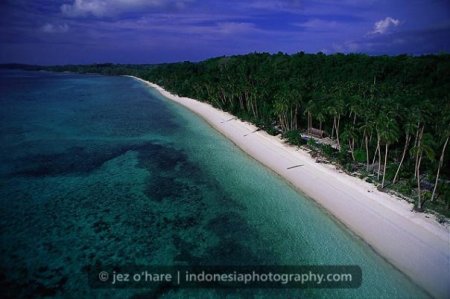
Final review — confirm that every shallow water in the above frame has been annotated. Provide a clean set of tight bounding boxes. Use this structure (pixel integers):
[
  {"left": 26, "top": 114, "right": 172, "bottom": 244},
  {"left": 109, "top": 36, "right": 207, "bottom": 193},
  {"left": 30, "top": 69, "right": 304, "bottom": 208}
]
[{"left": 0, "top": 70, "right": 428, "bottom": 298}]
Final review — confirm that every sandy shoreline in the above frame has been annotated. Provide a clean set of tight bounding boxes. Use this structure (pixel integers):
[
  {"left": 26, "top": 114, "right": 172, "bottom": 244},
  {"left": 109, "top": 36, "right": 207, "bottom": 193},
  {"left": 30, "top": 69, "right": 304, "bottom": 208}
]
[{"left": 130, "top": 76, "right": 450, "bottom": 298}]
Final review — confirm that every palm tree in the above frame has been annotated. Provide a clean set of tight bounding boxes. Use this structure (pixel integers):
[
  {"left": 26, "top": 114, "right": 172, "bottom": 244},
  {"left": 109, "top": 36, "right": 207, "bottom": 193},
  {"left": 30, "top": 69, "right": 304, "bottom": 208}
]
[
  {"left": 359, "top": 110, "right": 376, "bottom": 171},
  {"left": 392, "top": 112, "right": 419, "bottom": 184},
  {"left": 341, "top": 125, "right": 358, "bottom": 161},
  {"left": 274, "top": 85, "right": 302, "bottom": 132},
  {"left": 431, "top": 136, "right": 449, "bottom": 201},
  {"left": 411, "top": 130, "right": 435, "bottom": 210},
  {"left": 304, "top": 100, "right": 315, "bottom": 134},
  {"left": 274, "top": 96, "right": 289, "bottom": 131},
  {"left": 374, "top": 119, "right": 383, "bottom": 180},
  {"left": 411, "top": 100, "right": 432, "bottom": 179},
  {"left": 328, "top": 93, "right": 345, "bottom": 148},
  {"left": 380, "top": 118, "right": 400, "bottom": 188},
  {"left": 431, "top": 107, "right": 450, "bottom": 201},
  {"left": 347, "top": 93, "right": 362, "bottom": 154},
  {"left": 348, "top": 126, "right": 358, "bottom": 161},
  {"left": 316, "top": 110, "right": 326, "bottom": 131},
  {"left": 348, "top": 94, "right": 361, "bottom": 126}
]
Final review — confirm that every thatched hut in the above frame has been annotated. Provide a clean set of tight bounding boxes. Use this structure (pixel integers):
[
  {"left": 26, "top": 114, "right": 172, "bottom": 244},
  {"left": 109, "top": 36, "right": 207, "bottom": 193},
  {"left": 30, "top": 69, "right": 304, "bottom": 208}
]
[{"left": 309, "top": 128, "right": 326, "bottom": 138}]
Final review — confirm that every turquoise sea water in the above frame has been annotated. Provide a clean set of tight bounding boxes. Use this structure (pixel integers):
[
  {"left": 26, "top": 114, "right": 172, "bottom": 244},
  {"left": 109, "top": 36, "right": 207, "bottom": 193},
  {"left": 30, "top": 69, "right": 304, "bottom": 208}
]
[{"left": 0, "top": 70, "right": 428, "bottom": 298}]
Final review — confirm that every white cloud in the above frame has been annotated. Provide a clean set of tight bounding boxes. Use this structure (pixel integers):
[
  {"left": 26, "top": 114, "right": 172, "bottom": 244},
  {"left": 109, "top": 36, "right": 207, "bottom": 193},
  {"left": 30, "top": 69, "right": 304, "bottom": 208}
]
[
  {"left": 41, "top": 23, "right": 69, "bottom": 33},
  {"left": 61, "top": 0, "right": 192, "bottom": 17},
  {"left": 296, "top": 19, "right": 339, "bottom": 31},
  {"left": 370, "top": 17, "right": 400, "bottom": 34}
]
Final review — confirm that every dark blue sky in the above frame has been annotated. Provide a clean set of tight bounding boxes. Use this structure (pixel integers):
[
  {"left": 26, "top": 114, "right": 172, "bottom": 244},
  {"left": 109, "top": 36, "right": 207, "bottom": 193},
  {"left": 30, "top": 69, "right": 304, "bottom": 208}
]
[{"left": 1, "top": 0, "right": 449, "bottom": 64}]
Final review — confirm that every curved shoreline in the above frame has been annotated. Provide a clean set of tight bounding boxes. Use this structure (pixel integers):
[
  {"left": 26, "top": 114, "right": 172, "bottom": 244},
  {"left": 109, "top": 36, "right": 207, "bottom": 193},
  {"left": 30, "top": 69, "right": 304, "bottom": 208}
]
[{"left": 130, "top": 76, "right": 450, "bottom": 298}]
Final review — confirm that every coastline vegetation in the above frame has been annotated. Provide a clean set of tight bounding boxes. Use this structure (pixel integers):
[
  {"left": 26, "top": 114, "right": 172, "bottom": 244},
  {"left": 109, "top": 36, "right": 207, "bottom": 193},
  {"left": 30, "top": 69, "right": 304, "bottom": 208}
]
[{"left": 2, "top": 52, "right": 449, "bottom": 218}]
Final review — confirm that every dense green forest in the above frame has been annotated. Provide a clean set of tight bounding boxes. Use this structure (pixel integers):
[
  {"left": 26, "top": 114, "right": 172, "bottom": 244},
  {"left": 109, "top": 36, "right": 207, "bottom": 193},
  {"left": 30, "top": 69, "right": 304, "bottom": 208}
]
[{"left": 3, "top": 52, "right": 450, "bottom": 216}]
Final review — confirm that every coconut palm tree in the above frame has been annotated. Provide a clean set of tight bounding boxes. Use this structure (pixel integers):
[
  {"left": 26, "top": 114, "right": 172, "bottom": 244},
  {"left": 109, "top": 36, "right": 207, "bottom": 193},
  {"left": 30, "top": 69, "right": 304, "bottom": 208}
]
[
  {"left": 316, "top": 110, "right": 326, "bottom": 132},
  {"left": 380, "top": 117, "right": 400, "bottom": 188},
  {"left": 411, "top": 130, "right": 435, "bottom": 210},
  {"left": 392, "top": 110, "right": 419, "bottom": 184},
  {"left": 274, "top": 85, "right": 302, "bottom": 132},
  {"left": 359, "top": 108, "right": 376, "bottom": 172},
  {"left": 327, "top": 92, "right": 345, "bottom": 148},
  {"left": 341, "top": 124, "right": 359, "bottom": 161},
  {"left": 431, "top": 135, "right": 449, "bottom": 201},
  {"left": 274, "top": 96, "right": 289, "bottom": 131},
  {"left": 304, "top": 100, "right": 316, "bottom": 134},
  {"left": 373, "top": 117, "right": 383, "bottom": 180},
  {"left": 431, "top": 106, "right": 450, "bottom": 201}
]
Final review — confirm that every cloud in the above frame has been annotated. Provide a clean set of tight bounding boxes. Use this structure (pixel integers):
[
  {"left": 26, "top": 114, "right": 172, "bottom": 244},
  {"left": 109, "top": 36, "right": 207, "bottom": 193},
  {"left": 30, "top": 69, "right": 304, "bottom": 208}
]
[
  {"left": 295, "top": 19, "right": 340, "bottom": 31},
  {"left": 61, "top": 0, "right": 192, "bottom": 17},
  {"left": 370, "top": 17, "right": 400, "bottom": 34},
  {"left": 330, "top": 23, "right": 450, "bottom": 55},
  {"left": 41, "top": 23, "right": 69, "bottom": 33}
]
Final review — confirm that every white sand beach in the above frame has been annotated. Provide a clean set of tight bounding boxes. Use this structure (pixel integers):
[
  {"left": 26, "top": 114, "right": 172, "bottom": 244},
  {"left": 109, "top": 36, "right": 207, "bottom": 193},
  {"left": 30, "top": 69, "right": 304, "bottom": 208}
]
[{"left": 131, "top": 76, "right": 450, "bottom": 298}]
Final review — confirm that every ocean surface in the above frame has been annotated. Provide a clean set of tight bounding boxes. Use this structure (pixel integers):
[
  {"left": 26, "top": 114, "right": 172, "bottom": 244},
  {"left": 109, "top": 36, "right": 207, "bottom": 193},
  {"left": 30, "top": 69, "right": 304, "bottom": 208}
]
[{"left": 0, "top": 70, "right": 428, "bottom": 298}]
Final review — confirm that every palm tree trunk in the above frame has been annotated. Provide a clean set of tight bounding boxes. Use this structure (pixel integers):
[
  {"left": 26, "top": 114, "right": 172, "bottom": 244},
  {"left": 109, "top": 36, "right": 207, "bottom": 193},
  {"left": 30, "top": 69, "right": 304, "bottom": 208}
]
[
  {"left": 351, "top": 139, "right": 355, "bottom": 161},
  {"left": 393, "top": 134, "right": 410, "bottom": 184},
  {"left": 377, "top": 134, "right": 381, "bottom": 180},
  {"left": 372, "top": 141, "right": 379, "bottom": 166},
  {"left": 431, "top": 136, "right": 449, "bottom": 201},
  {"left": 413, "top": 125, "right": 421, "bottom": 178},
  {"left": 415, "top": 128, "right": 424, "bottom": 210},
  {"left": 349, "top": 140, "right": 355, "bottom": 161},
  {"left": 416, "top": 126, "right": 425, "bottom": 178},
  {"left": 416, "top": 152, "right": 423, "bottom": 210},
  {"left": 365, "top": 134, "right": 369, "bottom": 171},
  {"left": 331, "top": 117, "right": 336, "bottom": 139},
  {"left": 249, "top": 94, "right": 257, "bottom": 118},
  {"left": 382, "top": 143, "right": 389, "bottom": 188},
  {"left": 336, "top": 115, "right": 341, "bottom": 148},
  {"left": 293, "top": 105, "right": 298, "bottom": 130}
]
